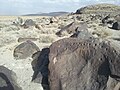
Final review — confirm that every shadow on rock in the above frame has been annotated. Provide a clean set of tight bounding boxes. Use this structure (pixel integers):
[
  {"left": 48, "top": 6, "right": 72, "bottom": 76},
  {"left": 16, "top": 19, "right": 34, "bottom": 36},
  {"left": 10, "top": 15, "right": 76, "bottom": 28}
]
[{"left": 31, "top": 48, "right": 50, "bottom": 90}]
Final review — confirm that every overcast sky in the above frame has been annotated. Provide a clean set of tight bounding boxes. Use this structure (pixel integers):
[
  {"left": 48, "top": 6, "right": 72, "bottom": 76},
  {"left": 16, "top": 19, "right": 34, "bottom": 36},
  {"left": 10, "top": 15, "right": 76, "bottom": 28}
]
[{"left": 0, "top": 0, "right": 120, "bottom": 15}]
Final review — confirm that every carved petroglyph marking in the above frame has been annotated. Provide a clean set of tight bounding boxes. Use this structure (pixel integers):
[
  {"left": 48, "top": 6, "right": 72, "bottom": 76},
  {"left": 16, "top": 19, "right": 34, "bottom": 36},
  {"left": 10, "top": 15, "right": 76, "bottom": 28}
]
[{"left": 53, "top": 57, "right": 57, "bottom": 64}]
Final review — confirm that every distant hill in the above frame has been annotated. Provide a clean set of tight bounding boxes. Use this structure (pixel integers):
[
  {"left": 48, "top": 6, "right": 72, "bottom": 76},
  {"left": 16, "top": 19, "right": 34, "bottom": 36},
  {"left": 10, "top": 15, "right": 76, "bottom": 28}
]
[
  {"left": 76, "top": 4, "right": 120, "bottom": 15},
  {"left": 24, "top": 12, "right": 69, "bottom": 16}
]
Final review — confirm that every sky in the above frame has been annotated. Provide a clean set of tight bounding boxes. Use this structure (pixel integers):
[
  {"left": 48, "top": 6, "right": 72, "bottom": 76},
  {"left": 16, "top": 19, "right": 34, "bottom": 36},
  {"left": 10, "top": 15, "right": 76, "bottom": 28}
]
[{"left": 0, "top": 0, "right": 120, "bottom": 15}]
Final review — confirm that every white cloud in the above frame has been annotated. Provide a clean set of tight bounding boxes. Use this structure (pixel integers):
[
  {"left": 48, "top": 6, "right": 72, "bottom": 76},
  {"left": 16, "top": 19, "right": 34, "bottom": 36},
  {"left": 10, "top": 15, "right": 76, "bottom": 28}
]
[
  {"left": 7, "top": 0, "right": 28, "bottom": 3},
  {"left": 0, "top": 0, "right": 119, "bottom": 15},
  {"left": 43, "top": 0, "right": 80, "bottom": 3}
]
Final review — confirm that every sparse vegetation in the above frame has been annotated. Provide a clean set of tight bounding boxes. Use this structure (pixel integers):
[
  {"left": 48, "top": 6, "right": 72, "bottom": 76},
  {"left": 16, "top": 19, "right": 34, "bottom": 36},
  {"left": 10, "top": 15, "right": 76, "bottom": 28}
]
[
  {"left": 0, "top": 23, "right": 9, "bottom": 29},
  {"left": 76, "top": 4, "right": 120, "bottom": 15},
  {"left": 39, "top": 35, "right": 55, "bottom": 43},
  {"left": 92, "top": 27, "right": 113, "bottom": 38},
  {"left": 0, "top": 3, "right": 120, "bottom": 90}
]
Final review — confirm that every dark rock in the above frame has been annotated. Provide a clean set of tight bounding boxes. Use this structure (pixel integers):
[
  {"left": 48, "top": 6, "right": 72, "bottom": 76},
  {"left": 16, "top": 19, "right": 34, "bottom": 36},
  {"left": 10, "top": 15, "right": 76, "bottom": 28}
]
[
  {"left": 31, "top": 48, "right": 50, "bottom": 90},
  {"left": 35, "top": 24, "right": 42, "bottom": 30},
  {"left": 50, "top": 18, "right": 54, "bottom": 24},
  {"left": 70, "top": 25, "right": 93, "bottom": 40},
  {"left": 56, "top": 22, "right": 88, "bottom": 37},
  {"left": 75, "top": 7, "right": 86, "bottom": 14},
  {"left": 112, "top": 22, "right": 120, "bottom": 30},
  {"left": 102, "top": 15, "right": 115, "bottom": 25},
  {"left": 13, "top": 40, "right": 40, "bottom": 59},
  {"left": 0, "top": 66, "right": 22, "bottom": 90},
  {"left": 56, "top": 22, "right": 78, "bottom": 36},
  {"left": 49, "top": 38, "right": 120, "bottom": 90},
  {"left": 102, "top": 15, "right": 110, "bottom": 24},
  {"left": 22, "top": 19, "right": 35, "bottom": 28}
]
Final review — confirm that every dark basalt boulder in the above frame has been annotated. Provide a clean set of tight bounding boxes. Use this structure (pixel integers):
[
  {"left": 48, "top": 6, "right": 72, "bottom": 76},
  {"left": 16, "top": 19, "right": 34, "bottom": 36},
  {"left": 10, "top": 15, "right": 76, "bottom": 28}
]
[
  {"left": 112, "top": 22, "right": 120, "bottom": 30},
  {"left": 13, "top": 40, "right": 40, "bottom": 60},
  {"left": 102, "top": 15, "right": 110, "bottom": 24},
  {"left": 56, "top": 22, "right": 78, "bottom": 37},
  {"left": 70, "top": 26, "right": 93, "bottom": 40},
  {"left": 49, "top": 38, "right": 120, "bottom": 90},
  {"left": 31, "top": 48, "right": 50, "bottom": 90},
  {"left": 101, "top": 15, "right": 115, "bottom": 26},
  {"left": 56, "top": 22, "right": 88, "bottom": 37},
  {"left": 22, "top": 19, "right": 36, "bottom": 28},
  {"left": 0, "top": 66, "right": 22, "bottom": 90}
]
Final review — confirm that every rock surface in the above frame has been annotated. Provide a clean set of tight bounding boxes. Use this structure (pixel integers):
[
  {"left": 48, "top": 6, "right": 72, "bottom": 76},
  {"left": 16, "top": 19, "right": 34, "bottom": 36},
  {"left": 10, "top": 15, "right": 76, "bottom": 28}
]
[
  {"left": 56, "top": 22, "right": 88, "bottom": 37},
  {"left": 0, "top": 66, "right": 22, "bottom": 90},
  {"left": 56, "top": 22, "right": 78, "bottom": 36},
  {"left": 49, "top": 38, "right": 120, "bottom": 90},
  {"left": 32, "top": 48, "right": 50, "bottom": 90},
  {"left": 13, "top": 40, "right": 40, "bottom": 59},
  {"left": 112, "top": 22, "right": 120, "bottom": 30},
  {"left": 22, "top": 19, "right": 36, "bottom": 28},
  {"left": 75, "top": 4, "right": 120, "bottom": 15},
  {"left": 70, "top": 24, "right": 93, "bottom": 40}
]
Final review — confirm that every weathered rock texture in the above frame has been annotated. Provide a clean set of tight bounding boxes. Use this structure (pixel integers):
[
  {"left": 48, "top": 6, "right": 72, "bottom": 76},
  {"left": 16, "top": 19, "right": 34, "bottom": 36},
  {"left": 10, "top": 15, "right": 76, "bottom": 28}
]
[
  {"left": 75, "top": 4, "right": 120, "bottom": 16},
  {"left": 112, "top": 22, "right": 120, "bottom": 30},
  {"left": 13, "top": 40, "right": 40, "bottom": 59},
  {"left": 0, "top": 66, "right": 22, "bottom": 90},
  {"left": 56, "top": 22, "right": 88, "bottom": 37},
  {"left": 22, "top": 19, "right": 36, "bottom": 28},
  {"left": 49, "top": 38, "right": 120, "bottom": 90},
  {"left": 32, "top": 48, "right": 50, "bottom": 90},
  {"left": 56, "top": 22, "right": 78, "bottom": 36},
  {"left": 70, "top": 26, "right": 93, "bottom": 40}
]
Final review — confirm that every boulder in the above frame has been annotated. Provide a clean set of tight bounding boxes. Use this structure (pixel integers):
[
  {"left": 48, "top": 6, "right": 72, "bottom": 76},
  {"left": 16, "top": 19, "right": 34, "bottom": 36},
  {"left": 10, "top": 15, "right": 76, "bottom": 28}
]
[
  {"left": 35, "top": 24, "right": 43, "bottom": 30},
  {"left": 0, "top": 66, "right": 22, "bottom": 90},
  {"left": 31, "top": 48, "right": 50, "bottom": 90},
  {"left": 13, "top": 17, "right": 24, "bottom": 26},
  {"left": 75, "top": 4, "right": 120, "bottom": 15},
  {"left": 114, "top": 14, "right": 120, "bottom": 22},
  {"left": 56, "top": 22, "right": 78, "bottom": 36},
  {"left": 70, "top": 25, "right": 93, "bottom": 40},
  {"left": 13, "top": 40, "right": 40, "bottom": 59},
  {"left": 56, "top": 22, "right": 88, "bottom": 37},
  {"left": 49, "top": 38, "right": 120, "bottom": 90},
  {"left": 102, "top": 15, "right": 110, "bottom": 24},
  {"left": 102, "top": 15, "right": 115, "bottom": 25},
  {"left": 22, "top": 19, "right": 36, "bottom": 28},
  {"left": 112, "top": 22, "right": 120, "bottom": 30}
]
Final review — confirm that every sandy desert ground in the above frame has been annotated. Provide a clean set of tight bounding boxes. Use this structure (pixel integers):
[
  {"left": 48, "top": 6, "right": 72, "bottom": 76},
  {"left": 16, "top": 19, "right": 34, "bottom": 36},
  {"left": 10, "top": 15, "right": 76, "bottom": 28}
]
[{"left": 0, "top": 15, "right": 72, "bottom": 90}]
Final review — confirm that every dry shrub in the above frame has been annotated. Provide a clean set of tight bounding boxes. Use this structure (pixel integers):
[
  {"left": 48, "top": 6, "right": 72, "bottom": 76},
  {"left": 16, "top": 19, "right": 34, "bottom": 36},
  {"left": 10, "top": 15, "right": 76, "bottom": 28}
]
[
  {"left": 93, "top": 27, "right": 113, "bottom": 38},
  {"left": 39, "top": 35, "right": 55, "bottom": 43},
  {"left": 0, "top": 35, "right": 16, "bottom": 47},
  {"left": 0, "top": 23, "right": 9, "bottom": 28}
]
